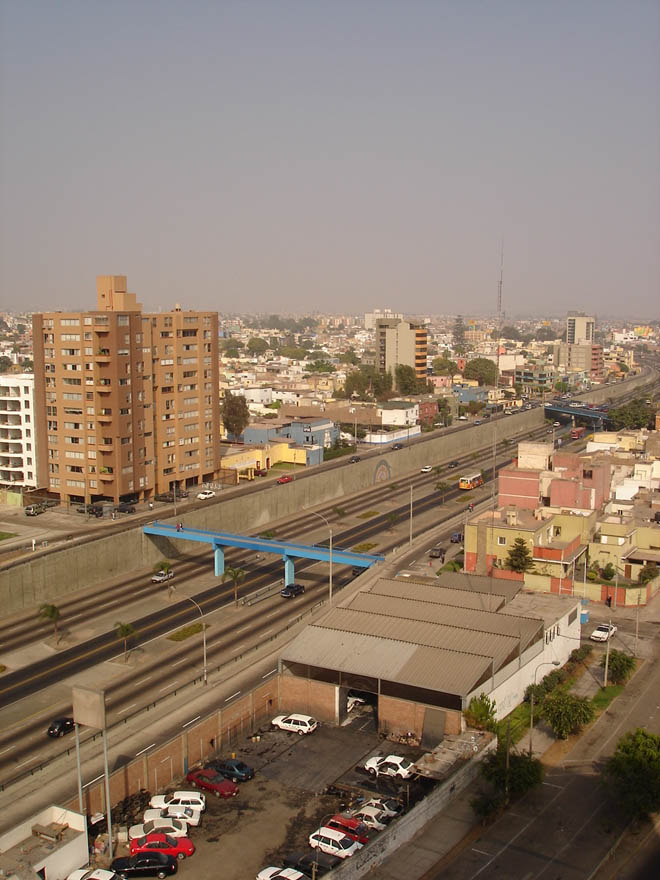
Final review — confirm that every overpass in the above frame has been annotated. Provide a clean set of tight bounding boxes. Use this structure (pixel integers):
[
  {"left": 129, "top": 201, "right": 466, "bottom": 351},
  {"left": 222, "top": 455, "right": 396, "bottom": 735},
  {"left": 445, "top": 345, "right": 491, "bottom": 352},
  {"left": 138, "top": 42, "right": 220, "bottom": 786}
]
[
  {"left": 143, "top": 521, "right": 384, "bottom": 585},
  {"left": 543, "top": 402, "right": 611, "bottom": 430}
]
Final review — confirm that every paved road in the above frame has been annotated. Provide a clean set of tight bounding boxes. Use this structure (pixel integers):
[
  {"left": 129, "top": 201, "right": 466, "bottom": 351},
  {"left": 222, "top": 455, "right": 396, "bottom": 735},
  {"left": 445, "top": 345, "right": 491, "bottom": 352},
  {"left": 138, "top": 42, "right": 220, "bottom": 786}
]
[{"left": 427, "top": 622, "right": 660, "bottom": 880}]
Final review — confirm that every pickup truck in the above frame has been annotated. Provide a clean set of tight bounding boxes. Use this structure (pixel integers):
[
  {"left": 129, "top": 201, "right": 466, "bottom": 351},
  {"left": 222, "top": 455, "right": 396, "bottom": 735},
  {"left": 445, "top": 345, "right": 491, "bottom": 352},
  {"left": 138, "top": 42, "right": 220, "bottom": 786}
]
[{"left": 151, "top": 569, "right": 174, "bottom": 584}]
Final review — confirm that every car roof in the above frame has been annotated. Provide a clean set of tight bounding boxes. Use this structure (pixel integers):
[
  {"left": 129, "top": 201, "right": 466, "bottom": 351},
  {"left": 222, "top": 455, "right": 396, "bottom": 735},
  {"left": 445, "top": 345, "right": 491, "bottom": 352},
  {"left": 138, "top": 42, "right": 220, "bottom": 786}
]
[{"left": 316, "top": 826, "right": 352, "bottom": 842}]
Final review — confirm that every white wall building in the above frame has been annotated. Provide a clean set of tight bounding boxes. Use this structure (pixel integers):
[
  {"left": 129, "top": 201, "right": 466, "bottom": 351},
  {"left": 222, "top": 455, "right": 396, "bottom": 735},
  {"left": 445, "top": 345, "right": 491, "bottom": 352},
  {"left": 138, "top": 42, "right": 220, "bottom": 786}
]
[
  {"left": 0, "top": 804, "right": 88, "bottom": 880},
  {"left": 0, "top": 373, "right": 38, "bottom": 488}
]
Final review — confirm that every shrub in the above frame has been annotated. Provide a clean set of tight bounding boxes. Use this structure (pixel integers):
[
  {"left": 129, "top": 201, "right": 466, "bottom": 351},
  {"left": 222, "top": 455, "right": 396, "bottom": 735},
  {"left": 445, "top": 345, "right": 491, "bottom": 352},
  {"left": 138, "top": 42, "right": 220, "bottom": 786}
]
[
  {"left": 603, "top": 650, "right": 635, "bottom": 684},
  {"left": 541, "top": 691, "right": 595, "bottom": 739},
  {"left": 464, "top": 693, "right": 497, "bottom": 731}
]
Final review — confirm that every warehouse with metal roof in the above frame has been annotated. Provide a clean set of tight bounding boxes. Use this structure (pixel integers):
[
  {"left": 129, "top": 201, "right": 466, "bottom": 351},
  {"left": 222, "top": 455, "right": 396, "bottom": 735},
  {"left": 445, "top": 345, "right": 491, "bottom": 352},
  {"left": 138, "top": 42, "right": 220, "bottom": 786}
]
[{"left": 278, "top": 572, "right": 580, "bottom": 745}]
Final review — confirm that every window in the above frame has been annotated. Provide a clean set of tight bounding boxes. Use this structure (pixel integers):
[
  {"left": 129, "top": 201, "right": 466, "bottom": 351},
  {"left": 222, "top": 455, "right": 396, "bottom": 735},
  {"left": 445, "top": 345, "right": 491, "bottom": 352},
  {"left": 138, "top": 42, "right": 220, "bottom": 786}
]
[{"left": 497, "top": 536, "right": 506, "bottom": 546}]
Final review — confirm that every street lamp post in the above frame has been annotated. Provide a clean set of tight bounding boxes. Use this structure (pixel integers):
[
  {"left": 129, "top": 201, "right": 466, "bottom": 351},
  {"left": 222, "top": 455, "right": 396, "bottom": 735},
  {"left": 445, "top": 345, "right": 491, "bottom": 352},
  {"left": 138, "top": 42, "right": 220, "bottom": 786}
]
[
  {"left": 528, "top": 660, "right": 560, "bottom": 757},
  {"left": 310, "top": 510, "right": 333, "bottom": 605},
  {"left": 182, "top": 596, "right": 207, "bottom": 685}
]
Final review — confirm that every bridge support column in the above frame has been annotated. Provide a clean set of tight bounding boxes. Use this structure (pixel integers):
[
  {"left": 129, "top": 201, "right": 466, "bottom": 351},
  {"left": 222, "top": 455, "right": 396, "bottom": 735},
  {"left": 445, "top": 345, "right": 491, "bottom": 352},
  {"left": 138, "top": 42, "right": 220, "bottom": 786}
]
[
  {"left": 214, "top": 546, "right": 225, "bottom": 577},
  {"left": 283, "top": 555, "right": 295, "bottom": 586}
]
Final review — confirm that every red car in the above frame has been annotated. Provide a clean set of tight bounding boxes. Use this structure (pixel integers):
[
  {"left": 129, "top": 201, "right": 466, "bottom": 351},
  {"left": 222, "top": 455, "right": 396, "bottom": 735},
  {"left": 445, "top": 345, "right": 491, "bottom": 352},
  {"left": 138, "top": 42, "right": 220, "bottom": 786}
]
[
  {"left": 276, "top": 475, "right": 293, "bottom": 485},
  {"left": 185, "top": 768, "right": 239, "bottom": 798},
  {"left": 129, "top": 833, "right": 195, "bottom": 860},
  {"left": 325, "top": 814, "right": 370, "bottom": 845}
]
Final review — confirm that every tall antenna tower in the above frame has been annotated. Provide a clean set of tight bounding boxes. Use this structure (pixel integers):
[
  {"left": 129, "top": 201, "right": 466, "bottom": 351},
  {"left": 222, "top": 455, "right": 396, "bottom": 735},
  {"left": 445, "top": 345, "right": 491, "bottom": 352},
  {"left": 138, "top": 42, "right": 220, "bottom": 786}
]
[{"left": 496, "top": 240, "right": 504, "bottom": 383}]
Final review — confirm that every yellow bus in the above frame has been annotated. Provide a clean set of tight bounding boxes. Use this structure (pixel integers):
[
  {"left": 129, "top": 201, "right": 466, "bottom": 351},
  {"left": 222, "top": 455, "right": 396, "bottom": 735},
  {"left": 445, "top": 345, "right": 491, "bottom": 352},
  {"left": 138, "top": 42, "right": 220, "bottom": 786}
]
[{"left": 458, "top": 472, "right": 483, "bottom": 490}]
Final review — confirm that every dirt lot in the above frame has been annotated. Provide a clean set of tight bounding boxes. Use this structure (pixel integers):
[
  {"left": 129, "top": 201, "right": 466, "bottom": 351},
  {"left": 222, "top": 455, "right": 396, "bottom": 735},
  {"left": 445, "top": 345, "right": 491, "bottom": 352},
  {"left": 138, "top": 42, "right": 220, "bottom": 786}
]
[{"left": 102, "top": 709, "right": 430, "bottom": 879}]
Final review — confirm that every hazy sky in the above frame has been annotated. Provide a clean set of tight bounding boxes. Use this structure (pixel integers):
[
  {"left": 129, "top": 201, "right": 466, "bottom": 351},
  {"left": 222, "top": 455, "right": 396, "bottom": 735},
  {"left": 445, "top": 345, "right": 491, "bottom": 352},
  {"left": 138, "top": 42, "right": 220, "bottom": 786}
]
[{"left": 1, "top": 1, "right": 658, "bottom": 318}]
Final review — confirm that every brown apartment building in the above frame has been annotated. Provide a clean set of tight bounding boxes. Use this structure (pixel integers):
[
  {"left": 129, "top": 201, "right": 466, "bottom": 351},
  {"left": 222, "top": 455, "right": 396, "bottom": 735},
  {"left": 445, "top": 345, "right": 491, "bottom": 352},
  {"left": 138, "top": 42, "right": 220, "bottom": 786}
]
[
  {"left": 32, "top": 276, "right": 221, "bottom": 504},
  {"left": 376, "top": 318, "right": 428, "bottom": 382}
]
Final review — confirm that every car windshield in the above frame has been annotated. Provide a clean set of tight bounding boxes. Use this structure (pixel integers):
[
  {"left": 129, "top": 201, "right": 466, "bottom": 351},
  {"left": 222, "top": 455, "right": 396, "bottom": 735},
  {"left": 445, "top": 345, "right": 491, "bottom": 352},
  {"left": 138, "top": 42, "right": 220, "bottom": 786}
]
[
  {"left": 399, "top": 759, "right": 412, "bottom": 769},
  {"left": 143, "top": 822, "right": 155, "bottom": 834},
  {"left": 164, "top": 836, "right": 175, "bottom": 846},
  {"left": 338, "top": 838, "right": 353, "bottom": 850},
  {"left": 234, "top": 762, "right": 248, "bottom": 771},
  {"left": 596, "top": 625, "right": 609, "bottom": 632}
]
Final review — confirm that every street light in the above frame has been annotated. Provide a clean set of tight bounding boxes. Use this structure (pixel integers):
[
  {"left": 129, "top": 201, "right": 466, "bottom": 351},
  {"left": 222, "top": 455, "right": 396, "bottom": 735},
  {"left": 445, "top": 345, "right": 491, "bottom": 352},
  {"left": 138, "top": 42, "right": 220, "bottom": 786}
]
[
  {"left": 528, "top": 660, "right": 560, "bottom": 757},
  {"left": 310, "top": 510, "right": 333, "bottom": 605},
  {"left": 182, "top": 596, "right": 207, "bottom": 685}
]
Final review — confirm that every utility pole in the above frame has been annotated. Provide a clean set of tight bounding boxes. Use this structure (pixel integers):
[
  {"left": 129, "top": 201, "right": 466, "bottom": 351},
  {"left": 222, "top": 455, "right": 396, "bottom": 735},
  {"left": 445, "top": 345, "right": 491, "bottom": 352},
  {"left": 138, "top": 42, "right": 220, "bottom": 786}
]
[
  {"left": 409, "top": 485, "right": 413, "bottom": 546},
  {"left": 603, "top": 619, "right": 612, "bottom": 687},
  {"left": 634, "top": 589, "right": 640, "bottom": 657},
  {"left": 496, "top": 240, "right": 504, "bottom": 387}
]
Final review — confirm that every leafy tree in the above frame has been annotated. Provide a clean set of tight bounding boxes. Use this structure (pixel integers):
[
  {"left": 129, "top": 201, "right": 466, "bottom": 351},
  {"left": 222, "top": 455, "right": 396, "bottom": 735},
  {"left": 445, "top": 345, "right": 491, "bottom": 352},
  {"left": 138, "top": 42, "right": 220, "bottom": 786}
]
[
  {"left": 221, "top": 391, "right": 250, "bottom": 438},
  {"left": 246, "top": 337, "right": 268, "bottom": 355},
  {"left": 394, "top": 364, "right": 418, "bottom": 394},
  {"left": 554, "top": 381, "right": 569, "bottom": 393},
  {"left": 505, "top": 538, "right": 535, "bottom": 573},
  {"left": 535, "top": 326, "right": 557, "bottom": 342},
  {"left": 499, "top": 325, "right": 522, "bottom": 341},
  {"left": 638, "top": 562, "right": 658, "bottom": 584},
  {"left": 386, "top": 512, "right": 399, "bottom": 531},
  {"left": 480, "top": 744, "right": 543, "bottom": 800},
  {"left": 602, "top": 649, "right": 635, "bottom": 684},
  {"left": 435, "top": 481, "right": 452, "bottom": 503},
  {"left": 0, "top": 355, "right": 12, "bottom": 373},
  {"left": 222, "top": 566, "right": 245, "bottom": 607},
  {"left": 224, "top": 347, "right": 241, "bottom": 358},
  {"left": 464, "top": 357, "right": 498, "bottom": 387},
  {"left": 617, "top": 362, "right": 629, "bottom": 373},
  {"left": 115, "top": 621, "right": 136, "bottom": 662},
  {"left": 339, "top": 349, "right": 359, "bottom": 365},
  {"left": 432, "top": 355, "right": 457, "bottom": 376},
  {"left": 39, "top": 603, "right": 61, "bottom": 641},
  {"left": 540, "top": 691, "right": 595, "bottom": 739},
  {"left": 453, "top": 316, "right": 467, "bottom": 355},
  {"left": 304, "top": 360, "right": 335, "bottom": 374},
  {"left": 464, "top": 693, "right": 497, "bottom": 731},
  {"left": 279, "top": 345, "right": 309, "bottom": 359},
  {"left": 603, "top": 729, "right": 660, "bottom": 819},
  {"left": 601, "top": 563, "right": 616, "bottom": 581},
  {"left": 467, "top": 400, "right": 484, "bottom": 415},
  {"left": 609, "top": 399, "right": 653, "bottom": 430},
  {"left": 220, "top": 338, "right": 243, "bottom": 352}
]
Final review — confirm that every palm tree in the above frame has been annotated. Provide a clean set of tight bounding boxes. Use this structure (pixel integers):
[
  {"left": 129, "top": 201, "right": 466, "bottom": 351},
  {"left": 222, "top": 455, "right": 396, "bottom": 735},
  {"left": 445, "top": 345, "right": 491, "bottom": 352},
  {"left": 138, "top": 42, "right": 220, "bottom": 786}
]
[
  {"left": 435, "top": 481, "right": 452, "bottom": 503},
  {"left": 222, "top": 567, "right": 245, "bottom": 607},
  {"left": 386, "top": 512, "right": 399, "bottom": 532},
  {"left": 115, "top": 621, "right": 136, "bottom": 662},
  {"left": 39, "top": 603, "right": 61, "bottom": 642}
]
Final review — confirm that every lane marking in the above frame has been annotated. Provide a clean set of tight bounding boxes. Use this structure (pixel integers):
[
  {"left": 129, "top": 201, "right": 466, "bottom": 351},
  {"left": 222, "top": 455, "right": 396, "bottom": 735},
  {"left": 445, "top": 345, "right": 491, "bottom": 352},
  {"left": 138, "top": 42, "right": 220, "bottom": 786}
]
[
  {"left": 183, "top": 716, "right": 201, "bottom": 728},
  {"left": 262, "top": 669, "right": 277, "bottom": 678},
  {"left": 262, "top": 630, "right": 272, "bottom": 636},
  {"left": 225, "top": 691, "right": 240, "bottom": 702},
  {"left": 472, "top": 848, "right": 493, "bottom": 856},
  {"left": 136, "top": 743, "right": 155, "bottom": 757},
  {"left": 171, "top": 658, "right": 188, "bottom": 667},
  {"left": 236, "top": 626, "right": 250, "bottom": 633},
  {"left": 117, "top": 704, "right": 137, "bottom": 715},
  {"left": 0, "top": 746, "right": 15, "bottom": 755},
  {"left": 160, "top": 680, "right": 178, "bottom": 691},
  {"left": 135, "top": 677, "right": 152, "bottom": 686}
]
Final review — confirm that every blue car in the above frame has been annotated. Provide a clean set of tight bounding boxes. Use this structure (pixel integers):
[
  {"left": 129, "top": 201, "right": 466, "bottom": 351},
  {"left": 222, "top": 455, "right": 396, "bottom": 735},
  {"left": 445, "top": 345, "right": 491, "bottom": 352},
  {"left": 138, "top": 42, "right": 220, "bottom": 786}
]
[{"left": 207, "top": 758, "right": 255, "bottom": 782}]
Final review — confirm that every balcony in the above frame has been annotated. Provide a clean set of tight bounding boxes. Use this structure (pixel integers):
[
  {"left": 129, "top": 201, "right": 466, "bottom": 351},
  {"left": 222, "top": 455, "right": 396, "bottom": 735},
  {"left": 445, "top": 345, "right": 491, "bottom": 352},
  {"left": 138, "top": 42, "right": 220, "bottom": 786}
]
[
  {"left": 97, "top": 410, "right": 113, "bottom": 422},
  {"left": 95, "top": 349, "right": 112, "bottom": 362}
]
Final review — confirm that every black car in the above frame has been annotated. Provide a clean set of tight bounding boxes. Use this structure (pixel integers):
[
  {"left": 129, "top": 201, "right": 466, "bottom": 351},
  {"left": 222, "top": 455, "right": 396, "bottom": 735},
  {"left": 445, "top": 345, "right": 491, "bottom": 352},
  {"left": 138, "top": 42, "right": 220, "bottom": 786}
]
[
  {"left": 280, "top": 583, "right": 305, "bottom": 598},
  {"left": 391, "top": 443, "right": 403, "bottom": 450},
  {"left": 206, "top": 758, "right": 254, "bottom": 782},
  {"left": 47, "top": 717, "right": 74, "bottom": 738},
  {"left": 450, "top": 532, "right": 464, "bottom": 543},
  {"left": 348, "top": 455, "right": 361, "bottom": 463},
  {"left": 111, "top": 852, "right": 177, "bottom": 879},
  {"left": 447, "top": 460, "right": 459, "bottom": 469},
  {"left": 116, "top": 502, "right": 136, "bottom": 513},
  {"left": 428, "top": 546, "right": 446, "bottom": 559},
  {"left": 283, "top": 850, "right": 341, "bottom": 877}
]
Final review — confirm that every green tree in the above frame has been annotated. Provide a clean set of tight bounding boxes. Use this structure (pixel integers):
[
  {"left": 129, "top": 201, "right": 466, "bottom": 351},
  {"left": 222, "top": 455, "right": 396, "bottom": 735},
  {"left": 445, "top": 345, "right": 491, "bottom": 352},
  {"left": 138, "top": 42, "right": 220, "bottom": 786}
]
[
  {"left": 480, "top": 744, "right": 543, "bottom": 801},
  {"left": 505, "top": 538, "right": 535, "bottom": 573},
  {"left": 279, "top": 345, "right": 309, "bottom": 359},
  {"left": 394, "top": 364, "right": 418, "bottom": 394},
  {"left": 222, "top": 566, "right": 245, "bottom": 607},
  {"left": 540, "top": 691, "right": 595, "bottom": 739},
  {"left": 453, "top": 316, "right": 467, "bottom": 355},
  {"left": 115, "top": 621, "right": 136, "bottom": 662},
  {"left": 435, "top": 481, "right": 452, "bottom": 503},
  {"left": 339, "top": 349, "right": 359, "bottom": 365},
  {"left": 554, "top": 380, "right": 569, "bottom": 393},
  {"left": 304, "top": 360, "right": 336, "bottom": 374},
  {"left": 535, "top": 326, "right": 557, "bottom": 342},
  {"left": 39, "top": 603, "right": 61, "bottom": 642},
  {"left": 601, "top": 563, "right": 616, "bottom": 581},
  {"left": 0, "top": 355, "right": 12, "bottom": 373},
  {"left": 221, "top": 391, "right": 250, "bottom": 438},
  {"left": 386, "top": 512, "right": 399, "bottom": 531},
  {"left": 464, "top": 357, "right": 498, "bottom": 387},
  {"left": 247, "top": 337, "right": 268, "bottom": 355},
  {"left": 609, "top": 399, "right": 653, "bottom": 430},
  {"left": 603, "top": 729, "right": 660, "bottom": 820},
  {"left": 638, "top": 562, "right": 658, "bottom": 584},
  {"left": 602, "top": 649, "right": 635, "bottom": 684},
  {"left": 220, "top": 338, "right": 243, "bottom": 352},
  {"left": 464, "top": 693, "right": 497, "bottom": 731},
  {"left": 432, "top": 355, "right": 458, "bottom": 376}
]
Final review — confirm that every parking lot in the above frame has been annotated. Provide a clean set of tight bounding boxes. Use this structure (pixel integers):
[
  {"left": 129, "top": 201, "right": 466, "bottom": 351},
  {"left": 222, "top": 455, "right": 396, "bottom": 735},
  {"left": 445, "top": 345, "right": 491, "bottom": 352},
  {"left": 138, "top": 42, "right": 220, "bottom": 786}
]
[{"left": 104, "top": 707, "right": 432, "bottom": 879}]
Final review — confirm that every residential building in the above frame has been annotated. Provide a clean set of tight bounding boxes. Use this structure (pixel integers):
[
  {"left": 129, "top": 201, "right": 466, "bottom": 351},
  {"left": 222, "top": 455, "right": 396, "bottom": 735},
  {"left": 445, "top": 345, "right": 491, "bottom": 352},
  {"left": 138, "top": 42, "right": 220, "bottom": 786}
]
[
  {"left": 32, "top": 275, "right": 221, "bottom": 504},
  {"left": 376, "top": 318, "right": 428, "bottom": 382},
  {"left": 553, "top": 342, "right": 604, "bottom": 380},
  {"left": 566, "top": 312, "right": 595, "bottom": 344},
  {"left": 0, "top": 373, "right": 38, "bottom": 488},
  {"left": 513, "top": 362, "right": 556, "bottom": 392},
  {"left": 364, "top": 308, "right": 403, "bottom": 331}
]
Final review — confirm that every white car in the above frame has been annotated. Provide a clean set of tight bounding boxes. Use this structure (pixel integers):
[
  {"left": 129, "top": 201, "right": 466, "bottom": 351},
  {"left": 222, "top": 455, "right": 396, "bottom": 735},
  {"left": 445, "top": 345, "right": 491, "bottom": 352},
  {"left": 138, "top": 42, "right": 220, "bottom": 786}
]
[
  {"left": 458, "top": 415, "right": 468, "bottom": 421},
  {"left": 347, "top": 693, "right": 366, "bottom": 713},
  {"left": 151, "top": 569, "right": 174, "bottom": 584},
  {"left": 420, "top": 465, "right": 433, "bottom": 473},
  {"left": 590, "top": 623, "right": 617, "bottom": 642},
  {"left": 67, "top": 871, "right": 120, "bottom": 880},
  {"left": 308, "top": 826, "right": 362, "bottom": 859},
  {"left": 364, "top": 754, "right": 416, "bottom": 779},
  {"left": 127, "top": 817, "right": 189, "bottom": 841},
  {"left": 256, "top": 869, "right": 305, "bottom": 880},
  {"left": 197, "top": 490, "right": 215, "bottom": 500},
  {"left": 351, "top": 805, "right": 390, "bottom": 831},
  {"left": 143, "top": 806, "right": 202, "bottom": 827},
  {"left": 149, "top": 790, "right": 206, "bottom": 811},
  {"left": 360, "top": 797, "right": 404, "bottom": 818},
  {"left": 553, "top": 421, "right": 561, "bottom": 427},
  {"left": 271, "top": 713, "right": 318, "bottom": 735}
]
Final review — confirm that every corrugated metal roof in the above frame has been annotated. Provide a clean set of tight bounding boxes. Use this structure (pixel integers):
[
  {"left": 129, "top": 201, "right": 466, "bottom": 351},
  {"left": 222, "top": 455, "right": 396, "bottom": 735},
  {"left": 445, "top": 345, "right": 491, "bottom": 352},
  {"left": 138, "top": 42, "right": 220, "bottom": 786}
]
[
  {"left": 280, "top": 627, "right": 491, "bottom": 695},
  {"left": 319, "top": 607, "right": 518, "bottom": 669},
  {"left": 368, "top": 578, "right": 505, "bottom": 612}
]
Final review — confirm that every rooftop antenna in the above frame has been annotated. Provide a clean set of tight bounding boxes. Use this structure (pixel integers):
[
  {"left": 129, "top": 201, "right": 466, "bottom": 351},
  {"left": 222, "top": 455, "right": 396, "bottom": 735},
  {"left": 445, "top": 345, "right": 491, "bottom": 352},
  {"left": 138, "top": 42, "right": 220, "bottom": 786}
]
[{"left": 496, "top": 239, "right": 503, "bottom": 383}]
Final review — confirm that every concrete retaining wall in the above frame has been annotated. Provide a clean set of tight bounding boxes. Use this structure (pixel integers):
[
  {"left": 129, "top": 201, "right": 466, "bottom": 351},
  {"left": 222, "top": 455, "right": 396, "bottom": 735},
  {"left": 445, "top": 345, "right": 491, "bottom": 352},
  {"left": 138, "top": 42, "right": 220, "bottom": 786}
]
[{"left": 0, "top": 411, "right": 545, "bottom": 614}]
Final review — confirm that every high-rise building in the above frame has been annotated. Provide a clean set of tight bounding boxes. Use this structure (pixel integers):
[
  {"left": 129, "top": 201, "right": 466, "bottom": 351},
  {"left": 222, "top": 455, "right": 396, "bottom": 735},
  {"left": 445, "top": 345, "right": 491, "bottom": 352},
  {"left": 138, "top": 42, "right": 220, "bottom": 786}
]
[
  {"left": 0, "top": 373, "right": 38, "bottom": 488},
  {"left": 376, "top": 318, "right": 428, "bottom": 382},
  {"left": 566, "top": 312, "right": 595, "bottom": 344},
  {"left": 32, "top": 276, "right": 221, "bottom": 504},
  {"left": 364, "top": 308, "right": 403, "bottom": 331}
]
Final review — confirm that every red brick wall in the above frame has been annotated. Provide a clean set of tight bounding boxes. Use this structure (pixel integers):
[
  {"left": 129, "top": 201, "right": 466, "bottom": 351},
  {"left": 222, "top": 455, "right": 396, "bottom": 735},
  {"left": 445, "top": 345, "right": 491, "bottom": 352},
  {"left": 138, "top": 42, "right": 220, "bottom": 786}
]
[
  {"left": 378, "top": 695, "right": 462, "bottom": 738},
  {"left": 279, "top": 674, "right": 337, "bottom": 723}
]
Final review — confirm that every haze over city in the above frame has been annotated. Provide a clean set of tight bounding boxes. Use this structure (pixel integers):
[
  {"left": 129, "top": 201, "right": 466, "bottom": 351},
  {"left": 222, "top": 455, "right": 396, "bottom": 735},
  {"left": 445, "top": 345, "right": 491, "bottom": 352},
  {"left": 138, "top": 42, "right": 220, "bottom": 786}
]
[{"left": 1, "top": 0, "right": 658, "bottom": 317}]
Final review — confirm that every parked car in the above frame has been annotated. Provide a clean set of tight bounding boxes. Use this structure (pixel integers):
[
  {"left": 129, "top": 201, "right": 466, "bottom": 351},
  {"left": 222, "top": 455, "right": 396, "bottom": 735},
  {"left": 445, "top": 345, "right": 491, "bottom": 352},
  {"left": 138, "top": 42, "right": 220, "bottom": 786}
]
[
  {"left": 196, "top": 490, "right": 215, "bottom": 500},
  {"left": 457, "top": 415, "right": 468, "bottom": 421},
  {"left": 254, "top": 468, "right": 268, "bottom": 477},
  {"left": 143, "top": 807, "right": 202, "bottom": 828},
  {"left": 206, "top": 758, "right": 254, "bottom": 782},
  {"left": 391, "top": 443, "right": 403, "bottom": 450},
  {"left": 110, "top": 852, "right": 177, "bottom": 879},
  {"left": 590, "top": 623, "right": 617, "bottom": 642},
  {"left": 67, "top": 869, "right": 120, "bottom": 880},
  {"left": 308, "top": 827, "right": 362, "bottom": 859},
  {"left": 348, "top": 455, "right": 361, "bottom": 463},
  {"left": 324, "top": 814, "right": 369, "bottom": 845},
  {"left": 420, "top": 465, "right": 432, "bottom": 473},
  {"left": 25, "top": 503, "right": 46, "bottom": 516},
  {"left": 116, "top": 502, "right": 137, "bottom": 513},
  {"left": 364, "top": 754, "right": 416, "bottom": 779},
  {"left": 450, "top": 532, "right": 463, "bottom": 543},
  {"left": 47, "top": 717, "right": 74, "bottom": 738},
  {"left": 447, "top": 460, "right": 459, "bottom": 468},
  {"left": 282, "top": 850, "right": 341, "bottom": 877},
  {"left": 271, "top": 713, "right": 318, "bottom": 735},
  {"left": 256, "top": 869, "right": 306, "bottom": 880},
  {"left": 151, "top": 569, "right": 174, "bottom": 584},
  {"left": 360, "top": 797, "right": 404, "bottom": 818},
  {"left": 128, "top": 819, "right": 189, "bottom": 842},
  {"left": 130, "top": 834, "right": 194, "bottom": 861},
  {"left": 428, "top": 545, "right": 445, "bottom": 559},
  {"left": 276, "top": 475, "right": 293, "bottom": 484},
  {"left": 154, "top": 493, "right": 176, "bottom": 503},
  {"left": 347, "top": 691, "right": 366, "bottom": 712},
  {"left": 280, "top": 583, "right": 305, "bottom": 598},
  {"left": 185, "top": 768, "right": 238, "bottom": 798},
  {"left": 350, "top": 805, "right": 390, "bottom": 831},
  {"left": 553, "top": 421, "right": 561, "bottom": 427},
  {"left": 149, "top": 791, "right": 206, "bottom": 812}
]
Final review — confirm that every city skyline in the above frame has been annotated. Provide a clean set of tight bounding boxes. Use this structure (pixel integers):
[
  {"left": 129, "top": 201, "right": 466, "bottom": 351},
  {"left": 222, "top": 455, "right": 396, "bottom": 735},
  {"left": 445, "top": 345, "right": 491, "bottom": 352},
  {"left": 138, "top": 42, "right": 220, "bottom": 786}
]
[{"left": 1, "top": 1, "right": 658, "bottom": 318}]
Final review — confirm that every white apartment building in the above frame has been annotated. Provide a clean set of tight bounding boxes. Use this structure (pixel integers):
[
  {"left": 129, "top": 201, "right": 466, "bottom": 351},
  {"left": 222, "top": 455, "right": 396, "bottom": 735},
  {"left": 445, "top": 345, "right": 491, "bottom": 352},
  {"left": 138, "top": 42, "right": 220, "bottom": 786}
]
[{"left": 0, "top": 373, "right": 38, "bottom": 488}]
